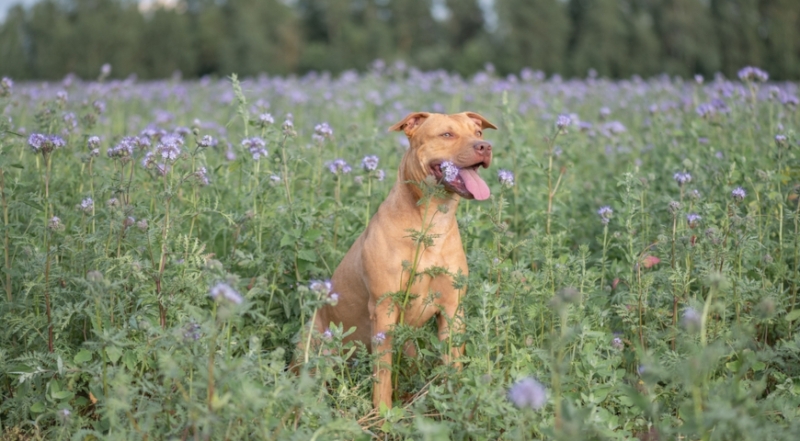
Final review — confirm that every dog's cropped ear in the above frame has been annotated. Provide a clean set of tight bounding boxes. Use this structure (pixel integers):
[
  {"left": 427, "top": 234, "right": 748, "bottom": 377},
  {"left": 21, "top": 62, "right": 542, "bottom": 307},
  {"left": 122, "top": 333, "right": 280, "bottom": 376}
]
[
  {"left": 388, "top": 112, "right": 431, "bottom": 137},
  {"left": 464, "top": 112, "right": 498, "bottom": 130}
]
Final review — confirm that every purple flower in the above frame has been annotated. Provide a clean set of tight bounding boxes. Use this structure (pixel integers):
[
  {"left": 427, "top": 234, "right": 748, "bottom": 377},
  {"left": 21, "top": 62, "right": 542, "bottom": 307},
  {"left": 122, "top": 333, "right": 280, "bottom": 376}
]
[
  {"left": 673, "top": 172, "right": 692, "bottom": 185},
  {"left": 87, "top": 136, "right": 101, "bottom": 150},
  {"left": 694, "top": 74, "right": 704, "bottom": 85},
  {"left": 28, "top": 133, "right": 65, "bottom": 154},
  {"left": 508, "top": 377, "right": 547, "bottom": 410},
  {"left": 361, "top": 155, "right": 379, "bottom": 171},
  {"left": 612, "top": 336, "right": 624, "bottom": 350},
  {"left": 156, "top": 134, "right": 183, "bottom": 162},
  {"left": 327, "top": 158, "right": 352, "bottom": 174},
  {"left": 738, "top": 66, "right": 769, "bottom": 83},
  {"left": 209, "top": 282, "right": 243, "bottom": 305},
  {"left": 78, "top": 197, "right": 94, "bottom": 213},
  {"left": 555, "top": 114, "right": 571, "bottom": 131},
  {"left": 309, "top": 279, "right": 332, "bottom": 295},
  {"left": 48, "top": 216, "right": 63, "bottom": 231},
  {"left": 440, "top": 160, "right": 459, "bottom": 182},
  {"left": 775, "top": 134, "right": 787, "bottom": 147},
  {"left": 108, "top": 137, "right": 136, "bottom": 159},
  {"left": 372, "top": 332, "right": 387, "bottom": 346},
  {"left": 731, "top": 187, "right": 746, "bottom": 201},
  {"left": 328, "top": 292, "right": 339, "bottom": 305},
  {"left": 93, "top": 100, "right": 106, "bottom": 114},
  {"left": 322, "top": 329, "right": 333, "bottom": 340},
  {"left": 497, "top": 169, "right": 515, "bottom": 187},
  {"left": 100, "top": 63, "right": 112, "bottom": 78},
  {"left": 198, "top": 135, "right": 217, "bottom": 148},
  {"left": 258, "top": 113, "right": 274, "bottom": 126},
  {"left": 0, "top": 77, "right": 12, "bottom": 97},
  {"left": 241, "top": 137, "right": 267, "bottom": 160},
  {"left": 682, "top": 307, "right": 701, "bottom": 332},
  {"left": 597, "top": 206, "right": 613, "bottom": 225},
  {"left": 195, "top": 166, "right": 209, "bottom": 186},
  {"left": 313, "top": 122, "right": 334, "bottom": 143},
  {"left": 686, "top": 213, "right": 701, "bottom": 228}
]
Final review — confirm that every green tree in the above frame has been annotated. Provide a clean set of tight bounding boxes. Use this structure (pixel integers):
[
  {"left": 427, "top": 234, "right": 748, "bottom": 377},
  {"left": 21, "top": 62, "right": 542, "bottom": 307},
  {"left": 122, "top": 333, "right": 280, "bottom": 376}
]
[
  {"left": 494, "top": 0, "right": 571, "bottom": 74},
  {"left": 0, "top": 5, "right": 30, "bottom": 78},
  {"left": 759, "top": 0, "right": 800, "bottom": 79},
  {"left": 711, "top": 0, "right": 762, "bottom": 76},
  {"left": 27, "top": 0, "right": 73, "bottom": 79},
  {"left": 651, "top": 0, "right": 720, "bottom": 76},
  {"left": 568, "top": 0, "right": 629, "bottom": 77},
  {"left": 139, "top": 7, "right": 197, "bottom": 78},
  {"left": 623, "top": 0, "right": 661, "bottom": 77},
  {"left": 219, "top": 0, "right": 301, "bottom": 76},
  {"left": 66, "top": 0, "right": 142, "bottom": 79}
]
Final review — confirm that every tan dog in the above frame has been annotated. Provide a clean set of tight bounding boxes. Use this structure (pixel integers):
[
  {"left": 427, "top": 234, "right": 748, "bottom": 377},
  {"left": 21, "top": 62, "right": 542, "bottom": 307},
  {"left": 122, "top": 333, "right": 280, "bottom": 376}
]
[{"left": 309, "top": 111, "right": 497, "bottom": 409}]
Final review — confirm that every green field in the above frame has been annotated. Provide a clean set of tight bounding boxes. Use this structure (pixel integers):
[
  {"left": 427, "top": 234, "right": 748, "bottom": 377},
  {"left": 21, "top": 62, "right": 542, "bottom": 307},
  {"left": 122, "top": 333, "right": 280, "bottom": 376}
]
[{"left": 0, "top": 69, "right": 799, "bottom": 440}]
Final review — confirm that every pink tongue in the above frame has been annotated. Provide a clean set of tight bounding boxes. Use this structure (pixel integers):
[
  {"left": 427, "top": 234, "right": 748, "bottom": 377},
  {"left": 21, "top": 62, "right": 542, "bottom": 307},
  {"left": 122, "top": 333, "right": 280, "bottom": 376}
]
[{"left": 459, "top": 168, "right": 491, "bottom": 200}]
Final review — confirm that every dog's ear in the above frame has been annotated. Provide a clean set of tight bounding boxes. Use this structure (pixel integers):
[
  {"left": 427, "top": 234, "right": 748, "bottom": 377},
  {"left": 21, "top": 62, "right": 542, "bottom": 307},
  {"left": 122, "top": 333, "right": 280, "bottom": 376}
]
[
  {"left": 388, "top": 112, "right": 431, "bottom": 137},
  {"left": 464, "top": 112, "right": 498, "bottom": 130}
]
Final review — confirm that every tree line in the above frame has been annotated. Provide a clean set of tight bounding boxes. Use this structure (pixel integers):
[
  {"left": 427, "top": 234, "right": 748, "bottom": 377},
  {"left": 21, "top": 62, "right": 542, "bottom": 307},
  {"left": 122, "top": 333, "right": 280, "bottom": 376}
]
[{"left": 1, "top": 0, "right": 799, "bottom": 80}]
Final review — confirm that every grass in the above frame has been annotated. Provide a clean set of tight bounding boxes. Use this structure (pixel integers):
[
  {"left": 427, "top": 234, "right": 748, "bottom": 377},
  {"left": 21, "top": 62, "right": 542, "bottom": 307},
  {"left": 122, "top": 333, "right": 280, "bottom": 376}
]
[{"left": 0, "top": 68, "right": 799, "bottom": 440}]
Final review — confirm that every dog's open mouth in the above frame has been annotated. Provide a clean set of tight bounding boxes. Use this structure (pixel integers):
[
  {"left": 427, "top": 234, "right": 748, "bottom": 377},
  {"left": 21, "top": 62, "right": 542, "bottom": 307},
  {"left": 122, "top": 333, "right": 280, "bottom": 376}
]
[{"left": 430, "top": 161, "right": 491, "bottom": 200}]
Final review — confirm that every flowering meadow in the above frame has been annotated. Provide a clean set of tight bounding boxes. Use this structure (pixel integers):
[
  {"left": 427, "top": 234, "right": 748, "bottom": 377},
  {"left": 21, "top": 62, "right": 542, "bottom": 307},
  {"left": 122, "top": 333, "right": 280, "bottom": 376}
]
[{"left": 0, "top": 65, "right": 799, "bottom": 440}]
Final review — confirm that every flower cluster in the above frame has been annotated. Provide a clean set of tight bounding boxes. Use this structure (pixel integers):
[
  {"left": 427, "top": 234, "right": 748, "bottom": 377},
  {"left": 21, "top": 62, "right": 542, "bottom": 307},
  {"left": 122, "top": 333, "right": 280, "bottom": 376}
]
[
  {"left": 327, "top": 158, "right": 352, "bottom": 174},
  {"left": 440, "top": 161, "right": 459, "bottom": 182},
  {"left": 195, "top": 166, "right": 209, "bottom": 186},
  {"left": 508, "top": 377, "right": 547, "bottom": 410},
  {"left": 686, "top": 213, "right": 701, "bottom": 228},
  {"left": 241, "top": 137, "right": 268, "bottom": 160},
  {"left": 209, "top": 282, "right": 243, "bottom": 305},
  {"left": 28, "top": 133, "right": 66, "bottom": 154},
  {"left": 738, "top": 66, "right": 769, "bottom": 83},
  {"left": 497, "top": 169, "right": 514, "bottom": 187},
  {"left": 555, "top": 114, "right": 571, "bottom": 131},
  {"left": 156, "top": 134, "right": 183, "bottom": 162},
  {"left": 597, "top": 206, "right": 613, "bottom": 225},
  {"left": 313, "top": 122, "right": 334, "bottom": 143},
  {"left": 257, "top": 113, "right": 274, "bottom": 127},
  {"left": 78, "top": 197, "right": 94, "bottom": 213},
  {"left": 48, "top": 216, "right": 63, "bottom": 231},
  {"left": 0, "top": 77, "right": 12, "bottom": 97},
  {"left": 361, "top": 155, "right": 379, "bottom": 171},
  {"left": 731, "top": 187, "right": 746, "bottom": 201},
  {"left": 197, "top": 135, "right": 218, "bottom": 148},
  {"left": 673, "top": 171, "right": 692, "bottom": 185}
]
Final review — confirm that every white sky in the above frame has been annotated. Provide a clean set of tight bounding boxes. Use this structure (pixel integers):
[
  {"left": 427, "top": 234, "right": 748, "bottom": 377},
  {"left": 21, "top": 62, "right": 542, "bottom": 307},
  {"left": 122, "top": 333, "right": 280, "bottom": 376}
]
[
  {"left": 0, "top": 0, "right": 181, "bottom": 21},
  {"left": 1, "top": 0, "right": 497, "bottom": 26}
]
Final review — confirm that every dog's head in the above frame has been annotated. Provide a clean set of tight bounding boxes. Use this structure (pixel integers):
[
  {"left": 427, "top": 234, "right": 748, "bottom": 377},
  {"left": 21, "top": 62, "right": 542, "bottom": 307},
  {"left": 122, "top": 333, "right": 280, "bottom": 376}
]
[{"left": 389, "top": 112, "right": 497, "bottom": 200}]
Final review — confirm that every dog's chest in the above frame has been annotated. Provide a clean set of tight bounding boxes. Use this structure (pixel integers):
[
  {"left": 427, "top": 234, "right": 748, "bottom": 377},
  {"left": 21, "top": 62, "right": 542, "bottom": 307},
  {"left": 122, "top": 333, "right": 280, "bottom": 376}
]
[{"left": 399, "top": 249, "right": 464, "bottom": 327}]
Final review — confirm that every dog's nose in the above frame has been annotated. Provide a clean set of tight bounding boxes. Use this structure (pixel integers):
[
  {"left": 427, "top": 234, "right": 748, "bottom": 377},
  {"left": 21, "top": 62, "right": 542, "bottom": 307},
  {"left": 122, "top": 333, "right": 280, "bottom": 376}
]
[{"left": 473, "top": 141, "right": 492, "bottom": 155}]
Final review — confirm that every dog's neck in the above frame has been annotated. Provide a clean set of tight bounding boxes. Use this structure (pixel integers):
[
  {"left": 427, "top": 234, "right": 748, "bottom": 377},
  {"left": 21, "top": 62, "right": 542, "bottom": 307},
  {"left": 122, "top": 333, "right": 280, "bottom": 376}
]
[{"left": 384, "top": 168, "right": 460, "bottom": 233}]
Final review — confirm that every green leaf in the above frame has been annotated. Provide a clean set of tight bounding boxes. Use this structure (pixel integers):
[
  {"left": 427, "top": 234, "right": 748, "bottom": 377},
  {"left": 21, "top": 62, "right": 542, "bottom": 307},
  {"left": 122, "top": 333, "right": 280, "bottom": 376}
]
[
  {"left": 280, "top": 233, "right": 295, "bottom": 248},
  {"left": 30, "top": 402, "right": 46, "bottom": 413},
  {"left": 303, "top": 229, "right": 323, "bottom": 242},
  {"left": 52, "top": 390, "right": 74, "bottom": 400},
  {"left": 785, "top": 309, "right": 800, "bottom": 322},
  {"left": 74, "top": 349, "right": 93, "bottom": 364},
  {"left": 105, "top": 346, "right": 122, "bottom": 364},
  {"left": 123, "top": 350, "right": 137, "bottom": 371},
  {"left": 297, "top": 249, "right": 317, "bottom": 262}
]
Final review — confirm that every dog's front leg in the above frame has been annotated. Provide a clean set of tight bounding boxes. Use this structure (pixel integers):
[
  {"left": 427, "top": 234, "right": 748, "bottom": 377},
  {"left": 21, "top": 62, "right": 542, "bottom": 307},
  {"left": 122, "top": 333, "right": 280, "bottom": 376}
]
[{"left": 370, "top": 298, "right": 398, "bottom": 409}]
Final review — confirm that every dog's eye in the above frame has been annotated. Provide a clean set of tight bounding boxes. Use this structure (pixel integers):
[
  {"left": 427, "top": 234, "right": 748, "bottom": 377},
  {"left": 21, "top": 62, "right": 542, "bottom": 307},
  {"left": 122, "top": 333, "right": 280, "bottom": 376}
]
[
  {"left": 476, "top": 130, "right": 483, "bottom": 137},
  {"left": 441, "top": 132, "right": 453, "bottom": 138}
]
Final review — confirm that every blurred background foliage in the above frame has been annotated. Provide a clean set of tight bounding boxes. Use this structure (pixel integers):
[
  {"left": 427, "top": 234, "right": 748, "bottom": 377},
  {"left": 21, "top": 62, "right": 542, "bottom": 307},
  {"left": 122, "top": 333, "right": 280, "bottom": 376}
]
[{"left": 0, "top": 0, "right": 799, "bottom": 80}]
